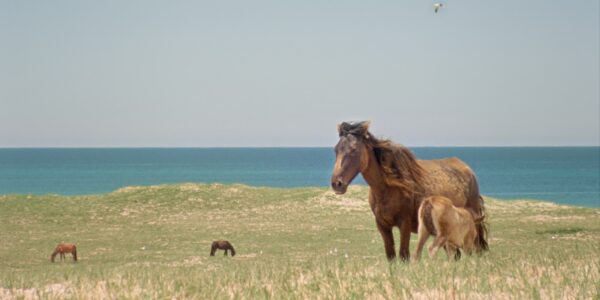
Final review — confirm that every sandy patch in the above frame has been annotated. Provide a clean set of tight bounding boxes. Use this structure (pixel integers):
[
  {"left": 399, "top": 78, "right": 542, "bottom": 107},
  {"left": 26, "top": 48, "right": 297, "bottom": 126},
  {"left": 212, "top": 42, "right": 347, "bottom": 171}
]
[
  {"left": 209, "top": 183, "right": 224, "bottom": 189},
  {"left": 555, "top": 232, "right": 600, "bottom": 242},
  {"left": 485, "top": 198, "right": 570, "bottom": 214},
  {"left": 223, "top": 187, "right": 242, "bottom": 195},
  {"left": 313, "top": 189, "right": 368, "bottom": 211},
  {"left": 120, "top": 207, "right": 141, "bottom": 217},
  {"left": 521, "top": 215, "right": 587, "bottom": 222},
  {"left": 114, "top": 185, "right": 160, "bottom": 194},
  {"left": 187, "top": 197, "right": 204, "bottom": 203},
  {"left": 169, "top": 256, "right": 205, "bottom": 267},
  {"left": 235, "top": 253, "right": 257, "bottom": 259},
  {"left": 179, "top": 183, "right": 204, "bottom": 191}
]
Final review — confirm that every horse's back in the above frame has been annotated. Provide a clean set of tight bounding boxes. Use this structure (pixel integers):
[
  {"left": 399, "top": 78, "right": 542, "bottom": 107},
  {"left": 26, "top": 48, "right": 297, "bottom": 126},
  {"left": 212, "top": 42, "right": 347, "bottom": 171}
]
[
  {"left": 214, "top": 240, "right": 232, "bottom": 249},
  {"left": 418, "top": 157, "right": 480, "bottom": 210},
  {"left": 56, "top": 243, "right": 76, "bottom": 253}
]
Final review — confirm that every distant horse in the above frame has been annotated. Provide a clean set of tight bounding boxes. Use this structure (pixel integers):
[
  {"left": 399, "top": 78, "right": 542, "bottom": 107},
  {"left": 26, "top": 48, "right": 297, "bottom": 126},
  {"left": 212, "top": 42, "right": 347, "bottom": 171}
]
[
  {"left": 331, "top": 121, "right": 488, "bottom": 261},
  {"left": 413, "top": 196, "right": 483, "bottom": 261},
  {"left": 50, "top": 243, "right": 77, "bottom": 262},
  {"left": 210, "top": 240, "right": 236, "bottom": 257}
]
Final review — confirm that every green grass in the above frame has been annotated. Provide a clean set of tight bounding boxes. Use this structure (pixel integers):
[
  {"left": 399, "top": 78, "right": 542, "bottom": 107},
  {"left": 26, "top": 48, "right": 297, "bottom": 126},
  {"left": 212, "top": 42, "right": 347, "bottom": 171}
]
[{"left": 1, "top": 184, "right": 599, "bottom": 299}]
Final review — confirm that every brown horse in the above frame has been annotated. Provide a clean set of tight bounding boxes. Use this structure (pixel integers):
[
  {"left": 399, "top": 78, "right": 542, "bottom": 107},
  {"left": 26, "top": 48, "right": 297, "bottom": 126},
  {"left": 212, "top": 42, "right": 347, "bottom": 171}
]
[
  {"left": 50, "top": 243, "right": 77, "bottom": 262},
  {"left": 331, "top": 121, "right": 488, "bottom": 261},
  {"left": 210, "top": 240, "right": 236, "bottom": 257},
  {"left": 413, "top": 196, "right": 483, "bottom": 261}
]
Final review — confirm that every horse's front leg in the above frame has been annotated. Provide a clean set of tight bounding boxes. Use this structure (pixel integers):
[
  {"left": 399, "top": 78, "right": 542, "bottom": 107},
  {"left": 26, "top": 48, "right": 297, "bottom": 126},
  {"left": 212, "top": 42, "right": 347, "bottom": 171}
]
[
  {"left": 224, "top": 249, "right": 228, "bottom": 256},
  {"left": 376, "top": 221, "right": 396, "bottom": 261},
  {"left": 399, "top": 218, "right": 412, "bottom": 261}
]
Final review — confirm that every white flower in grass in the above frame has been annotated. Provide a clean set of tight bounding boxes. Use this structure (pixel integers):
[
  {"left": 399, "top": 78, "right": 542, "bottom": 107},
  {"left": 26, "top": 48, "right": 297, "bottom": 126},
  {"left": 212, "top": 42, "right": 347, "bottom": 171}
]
[{"left": 344, "top": 253, "right": 348, "bottom": 258}]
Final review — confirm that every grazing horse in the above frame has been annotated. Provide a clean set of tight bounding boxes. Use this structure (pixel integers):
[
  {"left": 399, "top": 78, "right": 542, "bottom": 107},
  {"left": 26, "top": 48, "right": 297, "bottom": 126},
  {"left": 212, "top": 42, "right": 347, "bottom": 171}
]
[
  {"left": 413, "top": 196, "right": 483, "bottom": 261},
  {"left": 210, "top": 240, "right": 236, "bottom": 257},
  {"left": 331, "top": 121, "right": 488, "bottom": 261},
  {"left": 50, "top": 243, "right": 77, "bottom": 262}
]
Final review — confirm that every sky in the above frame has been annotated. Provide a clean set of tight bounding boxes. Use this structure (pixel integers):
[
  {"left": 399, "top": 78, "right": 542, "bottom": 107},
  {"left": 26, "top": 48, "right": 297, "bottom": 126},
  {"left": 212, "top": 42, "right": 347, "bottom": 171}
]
[{"left": 1, "top": 1, "right": 598, "bottom": 147}]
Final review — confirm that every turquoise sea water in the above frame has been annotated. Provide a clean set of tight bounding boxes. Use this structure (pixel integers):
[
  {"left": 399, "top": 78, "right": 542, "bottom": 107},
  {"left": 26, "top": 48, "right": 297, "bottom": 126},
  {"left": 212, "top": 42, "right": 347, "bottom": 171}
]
[{"left": 0, "top": 147, "right": 598, "bottom": 207}]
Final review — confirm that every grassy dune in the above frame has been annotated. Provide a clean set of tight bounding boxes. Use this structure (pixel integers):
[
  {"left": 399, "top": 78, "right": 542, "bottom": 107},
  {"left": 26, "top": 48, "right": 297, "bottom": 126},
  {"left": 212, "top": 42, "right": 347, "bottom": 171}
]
[{"left": 0, "top": 184, "right": 599, "bottom": 299}]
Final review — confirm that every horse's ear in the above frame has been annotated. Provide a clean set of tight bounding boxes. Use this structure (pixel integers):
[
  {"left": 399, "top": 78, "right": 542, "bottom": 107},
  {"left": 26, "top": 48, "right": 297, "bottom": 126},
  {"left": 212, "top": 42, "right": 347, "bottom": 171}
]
[
  {"left": 337, "top": 123, "right": 343, "bottom": 136},
  {"left": 358, "top": 121, "right": 371, "bottom": 138},
  {"left": 359, "top": 121, "right": 371, "bottom": 132}
]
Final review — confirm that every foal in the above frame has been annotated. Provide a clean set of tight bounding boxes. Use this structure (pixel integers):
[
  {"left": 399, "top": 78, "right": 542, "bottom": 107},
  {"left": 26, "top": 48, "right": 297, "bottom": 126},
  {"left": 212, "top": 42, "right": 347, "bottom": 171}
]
[
  {"left": 50, "top": 243, "right": 78, "bottom": 262},
  {"left": 210, "top": 240, "right": 236, "bottom": 257},
  {"left": 413, "top": 196, "right": 482, "bottom": 261}
]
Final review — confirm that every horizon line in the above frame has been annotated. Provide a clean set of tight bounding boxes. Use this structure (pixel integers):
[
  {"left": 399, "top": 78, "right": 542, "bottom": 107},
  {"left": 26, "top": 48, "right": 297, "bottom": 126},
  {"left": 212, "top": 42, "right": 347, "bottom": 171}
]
[{"left": 1, "top": 145, "right": 599, "bottom": 149}]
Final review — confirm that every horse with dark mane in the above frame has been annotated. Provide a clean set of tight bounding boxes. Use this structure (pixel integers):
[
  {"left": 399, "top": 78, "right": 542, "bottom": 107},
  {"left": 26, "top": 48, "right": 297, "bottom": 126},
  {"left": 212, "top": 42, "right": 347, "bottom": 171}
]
[
  {"left": 331, "top": 121, "right": 488, "bottom": 261},
  {"left": 210, "top": 240, "right": 236, "bottom": 257},
  {"left": 50, "top": 243, "right": 77, "bottom": 262}
]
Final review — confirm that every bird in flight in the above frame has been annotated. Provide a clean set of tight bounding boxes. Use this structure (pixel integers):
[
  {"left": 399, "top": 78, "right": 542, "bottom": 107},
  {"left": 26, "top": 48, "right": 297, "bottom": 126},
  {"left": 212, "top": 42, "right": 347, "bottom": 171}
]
[{"left": 434, "top": 3, "right": 444, "bottom": 13}]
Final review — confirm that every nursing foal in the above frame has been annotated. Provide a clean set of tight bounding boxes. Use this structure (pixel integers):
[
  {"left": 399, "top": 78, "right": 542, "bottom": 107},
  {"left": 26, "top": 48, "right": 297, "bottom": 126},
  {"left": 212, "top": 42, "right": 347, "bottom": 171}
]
[{"left": 413, "top": 196, "right": 482, "bottom": 261}]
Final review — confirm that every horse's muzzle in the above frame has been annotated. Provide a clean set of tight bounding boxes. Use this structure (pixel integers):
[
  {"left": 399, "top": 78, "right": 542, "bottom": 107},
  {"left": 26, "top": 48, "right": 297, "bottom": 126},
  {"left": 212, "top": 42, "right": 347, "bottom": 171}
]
[{"left": 331, "top": 178, "right": 348, "bottom": 194}]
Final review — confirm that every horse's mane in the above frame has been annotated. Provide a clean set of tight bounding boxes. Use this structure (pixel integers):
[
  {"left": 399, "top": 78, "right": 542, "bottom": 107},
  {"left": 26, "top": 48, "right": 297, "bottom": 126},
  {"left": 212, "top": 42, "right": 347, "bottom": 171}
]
[
  {"left": 365, "top": 133, "right": 425, "bottom": 194},
  {"left": 338, "top": 121, "right": 425, "bottom": 194}
]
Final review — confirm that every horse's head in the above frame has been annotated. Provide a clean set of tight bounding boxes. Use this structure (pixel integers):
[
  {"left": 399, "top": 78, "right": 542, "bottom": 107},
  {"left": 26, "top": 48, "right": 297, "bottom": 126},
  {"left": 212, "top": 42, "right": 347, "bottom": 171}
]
[{"left": 331, "top": 121, "right": 371, "bottom": 194}]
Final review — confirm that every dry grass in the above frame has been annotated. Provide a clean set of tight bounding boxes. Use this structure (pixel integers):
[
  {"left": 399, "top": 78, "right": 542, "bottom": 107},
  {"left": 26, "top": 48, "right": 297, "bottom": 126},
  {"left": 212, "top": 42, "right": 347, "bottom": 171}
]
[{"left": 0, "top": 184, "right": 599, "bottom": 299}]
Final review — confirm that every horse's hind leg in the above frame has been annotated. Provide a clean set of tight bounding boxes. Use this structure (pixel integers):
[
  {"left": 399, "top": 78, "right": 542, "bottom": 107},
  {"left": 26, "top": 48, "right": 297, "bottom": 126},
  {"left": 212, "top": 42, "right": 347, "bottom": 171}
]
[
  {"left": 454, "top": 248, "right": 462, "bottom": 260},
  {"left": 444, "top": 243, "right": 460, "bottom": 261},
  {"left": 413, "top": 225, "right": 430, "bottom": 261},
  {"left": 428, "top": 236, "right": 447, "bottom": 259}
]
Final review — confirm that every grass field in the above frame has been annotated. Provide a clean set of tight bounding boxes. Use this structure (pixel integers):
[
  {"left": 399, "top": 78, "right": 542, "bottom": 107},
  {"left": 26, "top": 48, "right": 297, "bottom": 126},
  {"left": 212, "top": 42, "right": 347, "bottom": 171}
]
[{"left": 1, "top": 183, "right": 599, "bottom": 299}]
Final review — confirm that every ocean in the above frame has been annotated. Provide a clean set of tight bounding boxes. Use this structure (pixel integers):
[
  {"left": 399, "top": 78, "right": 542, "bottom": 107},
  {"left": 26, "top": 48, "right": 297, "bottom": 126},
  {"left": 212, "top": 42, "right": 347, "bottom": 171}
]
[{"left": 0, "top": 147, "right": 598, "bottom": 207}]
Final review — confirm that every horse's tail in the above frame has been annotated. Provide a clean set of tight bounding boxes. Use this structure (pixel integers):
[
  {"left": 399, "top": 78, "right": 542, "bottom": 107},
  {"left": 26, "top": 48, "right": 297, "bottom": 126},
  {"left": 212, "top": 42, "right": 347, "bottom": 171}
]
[
  {"left": 72, "top": 246, "right": 78, "bottom": 262},
  {"left": 230, "top": 246, "right": 236, "bottom": 257},
  {"left": 420, "top": 198, "right": 437, "bottom": 235},
  {"left": 475, "top": 196, "right": 489, "bottom": 252},
  {"left": 50, "top": 249, "right": 58, "bottom": 262}
]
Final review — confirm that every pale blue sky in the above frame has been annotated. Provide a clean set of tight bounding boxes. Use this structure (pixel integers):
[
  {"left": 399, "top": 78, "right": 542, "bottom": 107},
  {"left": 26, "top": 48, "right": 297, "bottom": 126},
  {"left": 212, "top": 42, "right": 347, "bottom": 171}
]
[{"left": 1, "top": 1, "right": 598, "bottom": 147}]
